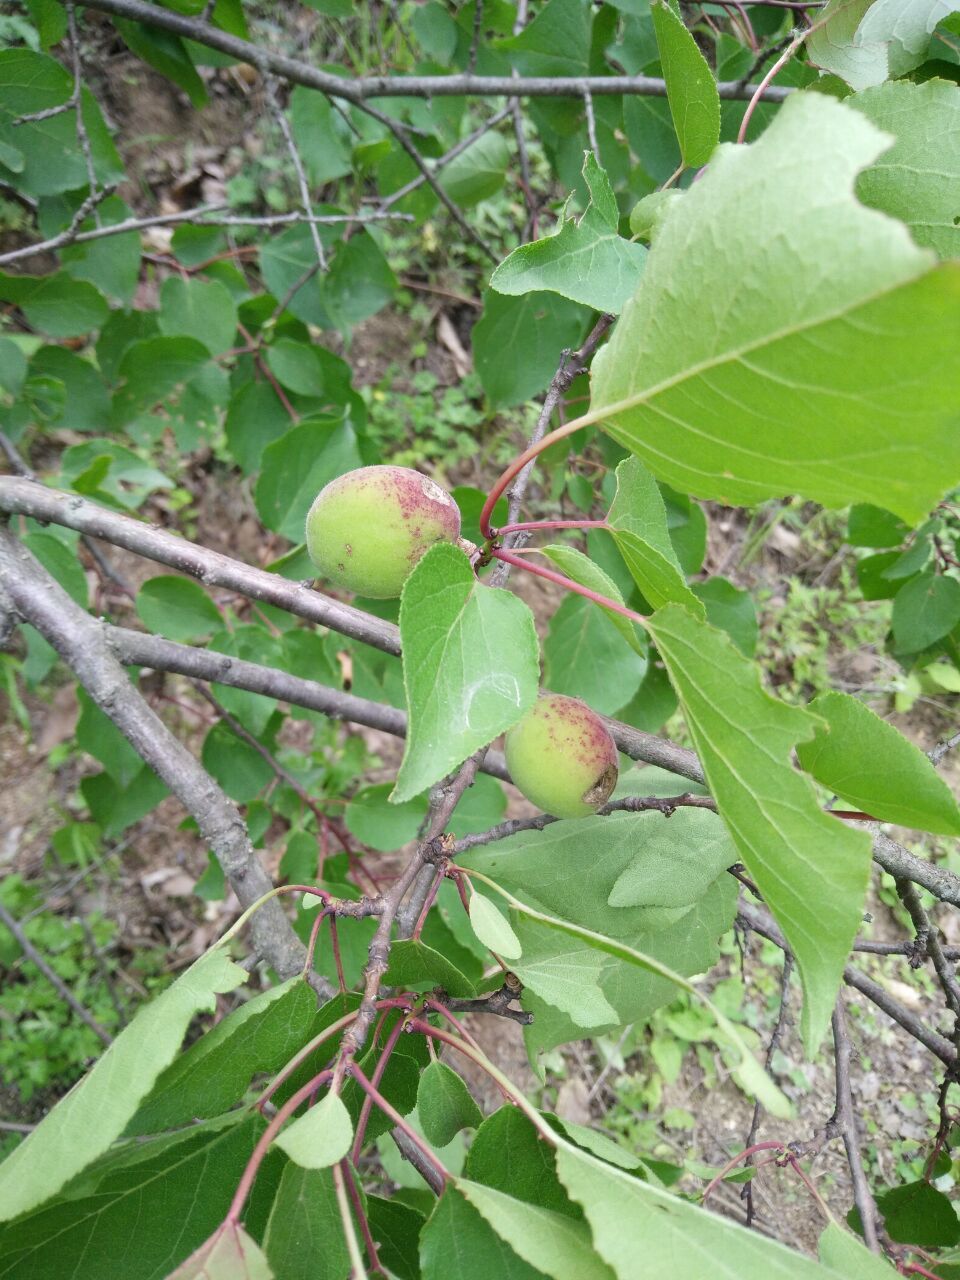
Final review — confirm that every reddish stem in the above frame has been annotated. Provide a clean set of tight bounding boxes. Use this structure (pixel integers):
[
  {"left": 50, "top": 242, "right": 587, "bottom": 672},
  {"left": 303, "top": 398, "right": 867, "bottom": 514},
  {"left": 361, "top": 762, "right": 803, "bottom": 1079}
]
[
  {"left": 348, "top": 1061, "right": 449, "bottom": 1184},
  {"left": 412, "top": 867, "right": 445, "bottom": 940},
  {"left": 702, "top": 1141, "right": 786, "bottom": 1202},
  {"left": 495, "top": 519, "right": 609, "bottom": 537},
  {"left": 228, "top": 1067, "right": 334, "bottom": 1224},
  {"left": 303, "top": 907, "right": 327, "bottom": 976},
  {"left": 901, "top": 1265, "right": 948, "bottom": 1280},
  {"left": 491, "top": 548, "right": 647, "bottom": 627},
  {"left": 423, "top": 998, "right": 486, "bottom": 1055},
  {"left": 340, "top": 1159, "right": 385, "bottom": 1275},
  {"left": 479, "top": 418, "right": 586, "bottom": 538},
  {"left": 450, "top": 869, "right": 472, "bottom": 917},
  {"left": 351, "top": 1013, "right": 409, "bottom": 1164},
  {"left": 329, "top": 914, "right": 347, "bottom": 993}
]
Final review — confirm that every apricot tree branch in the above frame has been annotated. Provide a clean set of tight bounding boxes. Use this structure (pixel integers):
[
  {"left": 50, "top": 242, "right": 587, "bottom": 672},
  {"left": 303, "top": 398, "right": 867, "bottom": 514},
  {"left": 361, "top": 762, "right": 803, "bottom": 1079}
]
[
  {"left": 70, "top": 0, "right": 794, "bottom": 105},
  {"left": 830, "top": 996, "right": 884, "bottom": 1253},
  {"left": 0, "top": 529, "right": 318, "bottom": 987}
]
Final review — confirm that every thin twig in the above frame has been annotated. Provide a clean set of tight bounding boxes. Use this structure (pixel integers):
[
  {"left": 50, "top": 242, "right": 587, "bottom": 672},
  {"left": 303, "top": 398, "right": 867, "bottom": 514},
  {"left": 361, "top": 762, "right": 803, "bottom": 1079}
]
[
  {"left": 581, "top": 84, "right": 600, "bottom": 163},
  {"left": 0, "top": 899, "right": 113, "bottom": 1045},
  {"left": 489, "top": 313, "right": 615, "bottom": 589},
  {"left": 830, "top": 997, "right": 884, "bottom": 1252},
  {"left": 895, "top": 878, "right": 960, "bottom": 1020},
  {"left": 930, "top": 730, "right": 960, "bottom": 768},
  {"left": 66, "top": 2, "right": 100, "bottom": 220},
  {"left": 377, "top": 105, "right": 512, "bottom": 211},
  {"left": 742, "top": 953, "right": 793, "bottom": 1227},
  {"left": 265, "top": 75, "right": 326, "bottom": 270}
]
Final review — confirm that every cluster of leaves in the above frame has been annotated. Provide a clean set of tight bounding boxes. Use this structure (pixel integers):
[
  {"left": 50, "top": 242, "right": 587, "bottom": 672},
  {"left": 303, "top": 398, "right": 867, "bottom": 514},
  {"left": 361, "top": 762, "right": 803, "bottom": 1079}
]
[{"left": 0, "top": 0, "right": 959, "bottom": 1278}]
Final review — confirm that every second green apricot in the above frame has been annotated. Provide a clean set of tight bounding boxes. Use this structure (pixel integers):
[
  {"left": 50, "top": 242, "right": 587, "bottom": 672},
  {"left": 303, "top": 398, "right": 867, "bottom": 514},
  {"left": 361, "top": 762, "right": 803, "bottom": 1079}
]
[{"left": 505, "top": 694, "right": 619, "bottom": 819}]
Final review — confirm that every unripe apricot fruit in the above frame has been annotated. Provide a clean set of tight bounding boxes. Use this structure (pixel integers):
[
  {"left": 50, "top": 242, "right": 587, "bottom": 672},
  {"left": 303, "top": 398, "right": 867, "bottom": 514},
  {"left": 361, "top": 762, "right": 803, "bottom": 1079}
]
[
  {"left": 305, "top": 465, "right": 461, "bottom": 599},
  {"left": 505, "top": 694, "right": 619, "bottom": 819}
]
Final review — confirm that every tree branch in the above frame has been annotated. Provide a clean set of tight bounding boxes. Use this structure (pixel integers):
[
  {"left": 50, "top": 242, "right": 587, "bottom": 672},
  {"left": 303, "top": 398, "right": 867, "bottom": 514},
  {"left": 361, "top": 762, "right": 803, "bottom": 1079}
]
[
  {"left": 0, "top": 529, "right": 316, "bottom": 986},
  {"left": 830, "top": 996, "right": 884, "bottom": 1252},
  {"left": 72, "top": 0, "right": 793, "bottom": 106}
]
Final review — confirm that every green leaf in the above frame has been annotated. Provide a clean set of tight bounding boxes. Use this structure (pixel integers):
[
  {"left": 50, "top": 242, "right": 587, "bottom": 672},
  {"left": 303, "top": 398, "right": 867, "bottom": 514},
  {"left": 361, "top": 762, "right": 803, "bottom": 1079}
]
[
  {"left": 135, "top": 575, "right": 222, "bottom": 643},
  {"left": 555, "top": 1145, "right": 847, "bottom": 1279},
  {"left": 127, "top": 978, "right": 319, "bottom": 1136},
  {"left": 647, "top": 605, "right": 872, "bottom": 1052},
  {"left": 114, "top": 17, "right": 207, "bottom": 107},
  {"left": 651, "top": 0, "right": 720, "bottom": 168},
  {"left": 511, "top": 918, "right": 619, "bottom": 1028},
  {"left": 473, "top": 289, "right": 590, "bottom": 410},
  {"left": 812, "top": 0, "right": 960, "bottom": 87},
  {"left": 159, "top": 276, "right": 238, "bottom": 356},
  {"left": 201, "top": 722, "right": 273, "bottom": 803},
  {"left": 255, "top": 419, "right": 362, "bottom": 541},
  {"left": 316, "top": 230, "right": 397, "bottom": 334},
  {"left": 690, "top": 577, "right": 758, "bottom": 657},
  {"left": 851, "top": 79, "right": 960, "bottom": 260},
  {"left": 540, "top": 543, "right": 647, "bottom": 657},
  {"left": 366, "top": 1195, "right": 425, "bottom": 1280},
  {"left": 469, "top": 892, "right": 522, "bottom": 959},
  {"left": 265, "top": 337, "right": 351, "bottom": 402},
  {"left": 440, "top": 132, "right": 511, "bottom": 207},
  {"left": 490, "top": 154, "right": 646, "bottom": 314},
  {"left": 542, "top": 593, "right": 648, "bottom": 716},
  {"left": 466, "top": 1107, "right": 581, "bottom": 1217},
  {"left": 111, "top": 336, "right": 210, "bottom": 426},
  {"left": 290, "top": 87, "right": 352, "bottom": 186},
  {"left": 0, "top": 1115, "right": 268, "bottom": 1280},
  {"left": 498, "top": 0, "right": 590, "bottom": 77},
  {"left": 394, "top": 543, "right": 539, "bottom": 803},
  {"left": 819, "top": 1224, "right": 899, "bottom": 1278},
  {"left": 0, "top": 271, "right": 108, "bottom": 338},
  {"left": 851, "top": 1179, "right": 960, "bottom": 1247},
  {"left": 55, "top": 196, "right": 138, "bottom": 306},
  {"left": 275, "top": 1091, "right": 353, "bottom": 1169},
  {"left": 22, "top": 531, "right": 87, "bottom": 608},
  {"left": 29, "top": 346, "right": 109, "bottom": 432},
  {"left": 413, "top": 2, "right": 459, "bottom": 60},
  {"left": 420, "top": 1186, "right": 547, "bottom": 1280},
  {"left": 383, "top": 939, "right": 477, "bottom": 999},
  {"left": 847, "top": 503, "right": 910, "bottom": 548},
  {"left": 589, "top": 93, "right": 960, "bottom": 525},
  {"left": 458, "top": 1179, "right": 614, "bottom": 1280},
  {"left": 167, "top": 1223, "right": 272, "bottom": 1279},
  {"left": 417, "top": 1062, "right": 483, "bottom": 1147},
  {"left": 606, "top": 457, "right": 704, "bottom": 617},
  {"left": 0, "top": 948, "right": 247, "bottom": 1223},
  {"left": 606, "top": 808, "right": 737, "bottom": 907},
  {"left": 892, "top": 571, "right": 960, "bottom": 652},
  {"left": 225, "top": 382, "right": 297, "bottom": 473},
  {"left": 263, "top": 1164, "right": 352, "bottom": 1280},
  {"left": 797, "top": 692, "right": 960, "bottom": 834},
  {"left": 0, "top": 50, "right": 122, "bottom": 197},
  {"left": 0, "top": 337, "right": 26, "bottom": 394},
  {"left": 76, "top": 686, "right": 142, "bottom": 786}
]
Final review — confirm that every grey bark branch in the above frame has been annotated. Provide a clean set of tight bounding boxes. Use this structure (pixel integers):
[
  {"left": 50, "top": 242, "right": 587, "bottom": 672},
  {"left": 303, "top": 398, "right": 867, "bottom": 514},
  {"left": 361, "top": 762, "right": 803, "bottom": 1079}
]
[
  {"left": 830, "top": 997, "right": 884, "bottom": 1252},
  {"left": 0, "top": 530, "right": 312, "bottom": 985},
  {"left": 1, "top": 478, "right": 953, "bottom": 905},
  {"left": 737, "top": 899, "right": 957, "bottom": 1066},
  {"left": 72, "top": 0, "right": 793, "bottom": 106}
]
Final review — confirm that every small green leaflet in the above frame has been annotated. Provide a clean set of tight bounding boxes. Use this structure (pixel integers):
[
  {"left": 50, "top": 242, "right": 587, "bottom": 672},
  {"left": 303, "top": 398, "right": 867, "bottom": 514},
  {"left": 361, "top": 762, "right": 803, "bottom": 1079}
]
[
  {"left": 135, "top": 575, "right": 222, "bottom": 644},
  {"left": 469, "top": 891, "right": 522, "bottom": 959},
  {"left": 810, "top": 0, "right": 960, "bottom": 87},
  {"left": 539, "top": 543, "right": 647, "bottom": 657},
  {"left": 607, "top": 808, "right": 736, "bottom": 907},
  {"left": 892, "top": 571, "right": 960, "bottom": 653},
  {"left": 275, "top": 1091, "right": 353, "bottom": 1169},
  {"left": 167, "top": 1224, "right": 273, "bottom": 1280},
  {"left": 589, "top": 93, "right": 960, "bottom": 525},
  {"left": 818, "top": 1224, "right": 899, "bottom": 1278},
  {"left": 417, "top": 1062, "right": 484, "bottom": 1147},
  {"left": 606, "top": 457, "right": 704, "bottom": 617},
  {"left": 384, "top": 938, "right": 477, "bottom": 999},
  {"left": 0, "top": 947, "right": 247, "bottom": 1223},
  {"left": 394, "top": 543, "right": 539, "bottom": 803},
  {"left": 648, "top": 605, "right": 872, "bottom": 1053},
  {"left": 797, "top": 692, "right": 960, "bottom": 835},
  {"left": 651, "top": 0, "right": 720, "bottom": 168},
  {"left": 489, "top": 154, "right": 646, "bottom": 314},
  {"left": 511, "top": 918, "right": 620, "bottom": 1028},
  {"left": 263, "top": 1164, "right": 352, "bottom": 1280}
]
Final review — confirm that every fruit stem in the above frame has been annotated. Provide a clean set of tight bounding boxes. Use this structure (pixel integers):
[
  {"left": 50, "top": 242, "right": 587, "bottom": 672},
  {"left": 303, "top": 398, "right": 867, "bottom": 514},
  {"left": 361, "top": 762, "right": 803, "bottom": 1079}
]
[
  {"left": 491, "top": 547, "right": 647, "bottom": 628},
  {"left": 479, "top": 409, "right": 603, "bottom": 538},
  {"left": 495, "top": 518, "right": 610, "bottom": 537}
]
